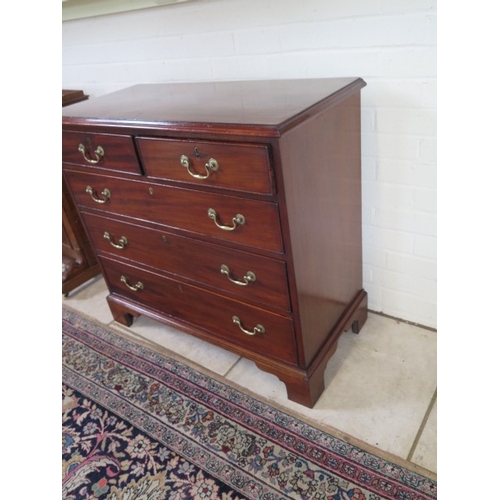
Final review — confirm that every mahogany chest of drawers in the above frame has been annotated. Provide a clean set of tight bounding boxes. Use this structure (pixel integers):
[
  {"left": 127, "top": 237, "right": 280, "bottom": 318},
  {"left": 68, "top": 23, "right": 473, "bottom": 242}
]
[{"left": 62, "top": 78, "right": 367, "bottom": 407}]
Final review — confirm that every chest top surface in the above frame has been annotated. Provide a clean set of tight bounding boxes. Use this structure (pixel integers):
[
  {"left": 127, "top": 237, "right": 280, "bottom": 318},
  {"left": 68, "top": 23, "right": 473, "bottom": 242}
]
[{"left": 62, "top": 78, "right": 365, "bottom": 137}]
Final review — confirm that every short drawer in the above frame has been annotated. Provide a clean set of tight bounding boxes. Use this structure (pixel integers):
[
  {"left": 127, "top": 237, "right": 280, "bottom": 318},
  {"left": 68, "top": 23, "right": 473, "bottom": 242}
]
[
  {"left": 64, "top": 170, "right": 283, "bottom": 253},
  {"left": 101, "top": 256, "right": 297, "bottom": 365},
  {"left": 136, "top": 137, "right": 274, "bottom": 194},
  {"left": 62, "top": 131, "right": 141, "bottom": 175},
  {"left": 81, "top": 212, "right": 291, "bottom": 313}
]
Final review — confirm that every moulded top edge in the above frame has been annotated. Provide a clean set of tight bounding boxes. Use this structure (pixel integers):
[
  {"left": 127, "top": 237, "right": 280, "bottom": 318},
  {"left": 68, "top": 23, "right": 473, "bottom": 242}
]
[{"left": 62, "top": 77, "right": 366, "bottom": 135}]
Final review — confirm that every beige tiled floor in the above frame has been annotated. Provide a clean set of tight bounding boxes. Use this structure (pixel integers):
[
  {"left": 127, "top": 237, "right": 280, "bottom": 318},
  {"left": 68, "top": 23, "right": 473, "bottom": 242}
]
[{"left": 63, "top": 275, "right": 437, "bottom": 475}]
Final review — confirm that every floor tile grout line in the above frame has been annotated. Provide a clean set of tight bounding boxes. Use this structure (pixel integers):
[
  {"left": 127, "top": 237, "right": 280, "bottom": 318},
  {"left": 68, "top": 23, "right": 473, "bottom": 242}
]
[
  {"left": 368, "top": 309, "right": 437, "bottom": 332},
  {"left": 222, "top": 357, "right": 243, "bottom": 378},
  {"left": 406, "top": 387, "right": 437, "bottom": 462}
]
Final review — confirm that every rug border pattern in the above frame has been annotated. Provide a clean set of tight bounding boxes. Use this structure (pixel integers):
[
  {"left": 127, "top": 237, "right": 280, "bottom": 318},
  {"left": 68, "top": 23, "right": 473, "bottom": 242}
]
[{"left": 62, "top": 306, "right": 437, "bottom": 500}]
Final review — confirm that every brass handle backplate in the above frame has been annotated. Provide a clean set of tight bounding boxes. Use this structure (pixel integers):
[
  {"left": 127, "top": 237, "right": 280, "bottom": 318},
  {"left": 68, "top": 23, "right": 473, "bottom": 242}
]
[
  {"left": 120, "top": 275, "right": 143, "bottom": 291},
  {"left": 103, "top": 231, "right": 127, "bottom": 250},
  {"left": 208, "top": 208, "right": 245, "bottom": 231},
  {"left": 86, "top": 185, "right": 111, "bottom": 204},
  {"left": 221, "top": 265, "right": 256, "bottom": 286},
  {"left": 180, "top": 154, "right": 218, "bottom": 179},
  {"left": 232, "top": 316, "right": 265, "bottom": 336},
  {"left": 78, "top": 143, "right": 105, "bottom": 164}
]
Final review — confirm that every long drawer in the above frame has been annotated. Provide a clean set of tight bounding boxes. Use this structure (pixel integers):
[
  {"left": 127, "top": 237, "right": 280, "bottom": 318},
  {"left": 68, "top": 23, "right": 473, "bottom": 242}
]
[
  {"left": 136, "top": 137, "right": 274, "bottom": 195},
  {"left": 64, "top": 169, "right": 283, "bottom": 253},
  {"left": 100, "top": 256, "right": 297, "bottom": 364},
  {"left": 81, "top": 211, "right": 291, "bottom": 313}
]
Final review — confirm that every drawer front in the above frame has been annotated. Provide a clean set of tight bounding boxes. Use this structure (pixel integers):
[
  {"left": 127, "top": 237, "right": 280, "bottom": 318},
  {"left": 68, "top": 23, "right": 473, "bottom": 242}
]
[
  {"left": 82, "top": 212, "right": 291, "bottom": 313},
  {"left": 136, "top": 137, "right": 274, "bottom": 194},
  {"left": 64, "top": 170, "right": 283, "bottom": 253},
  {"left": 101, "top": 256, "right": 297, "bottom": 364},
  {"left": 62, "top": 131, "right": 141, "bottom": 175}
]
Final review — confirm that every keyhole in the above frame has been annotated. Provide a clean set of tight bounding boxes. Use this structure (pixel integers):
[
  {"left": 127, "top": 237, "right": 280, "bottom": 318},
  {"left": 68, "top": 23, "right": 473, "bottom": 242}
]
[{"left": 194, "top": 146, "right": 200, "bottom": 157}]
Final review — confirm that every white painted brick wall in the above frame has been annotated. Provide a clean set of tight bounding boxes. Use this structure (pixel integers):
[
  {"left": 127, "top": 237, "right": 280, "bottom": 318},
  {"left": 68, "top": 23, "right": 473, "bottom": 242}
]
[{"left": 62, "top": 0, "right": 437, "bottom": 328}]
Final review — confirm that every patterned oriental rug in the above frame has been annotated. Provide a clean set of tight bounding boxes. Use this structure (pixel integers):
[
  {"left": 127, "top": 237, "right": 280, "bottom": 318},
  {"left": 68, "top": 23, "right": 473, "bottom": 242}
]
[{"left": 62, "top": 306, "right": 437, "bottom": 500}]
